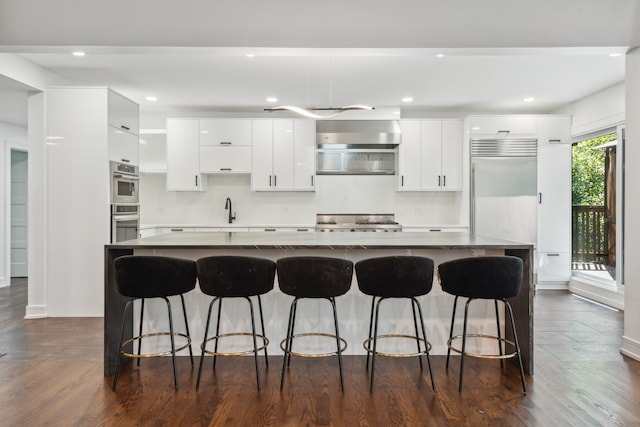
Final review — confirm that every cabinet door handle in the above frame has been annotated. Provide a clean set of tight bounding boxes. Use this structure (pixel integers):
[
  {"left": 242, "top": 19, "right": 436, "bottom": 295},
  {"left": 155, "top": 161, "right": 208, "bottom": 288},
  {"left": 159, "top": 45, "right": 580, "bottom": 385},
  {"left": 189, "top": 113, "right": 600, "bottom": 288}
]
[
  {"left": 274, "top": 175, "right": 277, "bottom": 187},
  {"left": 438, "top": 175, "right": 441, "bottom": 186},
  {"left": 538, "top": 192, "right": 542, "bottom": 204},
  {"left": 120, "top": 125, "right": 130, "bottom": 131},
  {"left": 443, "top": 175, "right": 446, "bottom": 187},
  {"left": 120, "top": 158, "right": 130, "bottom": 163},
  {"left": 195, "top": 175, "right": 198, "bottom": 186},
  {"left": 220, "top": 168, "right": 232, "bottom": 171},
  {"left": 547, "top": 253, "right": 560, "bottom": 257},
  {"left": 311, "top": 175, "right": 314, "bottom": 187},
  {"left": 549, "top": 139, "right": 561, "bottom": 143},
  {"left": 269, "top": 175, "right": 272, "bottom": 186},
  {"left": 220, "top": 141, "right": 232, "bottom": 145},
  {"left": 401, "top": 175, "right": 404, "bottom": 186}
]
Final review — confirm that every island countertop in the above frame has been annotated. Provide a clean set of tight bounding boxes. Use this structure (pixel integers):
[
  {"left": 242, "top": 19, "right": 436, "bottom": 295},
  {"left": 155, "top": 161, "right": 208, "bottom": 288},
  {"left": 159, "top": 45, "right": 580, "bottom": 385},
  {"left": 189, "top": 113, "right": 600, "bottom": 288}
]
[
  {"left": 105, "top": 231, "right": 534, "bottom": 377},
  {"left": 108, "top": 231, "right": 533, "bottom": 250}
]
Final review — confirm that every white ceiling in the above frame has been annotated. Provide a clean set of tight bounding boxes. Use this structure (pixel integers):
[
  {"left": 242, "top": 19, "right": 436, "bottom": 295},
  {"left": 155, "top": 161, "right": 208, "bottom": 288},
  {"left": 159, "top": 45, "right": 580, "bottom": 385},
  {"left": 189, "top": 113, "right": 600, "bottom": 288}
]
[{"left": 1, "top": 0, "right": 638, "bottom": 127}]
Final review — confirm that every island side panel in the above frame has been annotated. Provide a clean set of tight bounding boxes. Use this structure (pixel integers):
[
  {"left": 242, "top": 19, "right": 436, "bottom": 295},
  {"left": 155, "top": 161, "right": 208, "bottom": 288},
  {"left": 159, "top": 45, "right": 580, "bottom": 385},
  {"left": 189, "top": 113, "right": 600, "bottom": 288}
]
[
  {"left": 505, "top": 247, "right": 534, "bottom": 375},
  {"left": 104, "top": 247, "right": 134, "bottom": 376}
]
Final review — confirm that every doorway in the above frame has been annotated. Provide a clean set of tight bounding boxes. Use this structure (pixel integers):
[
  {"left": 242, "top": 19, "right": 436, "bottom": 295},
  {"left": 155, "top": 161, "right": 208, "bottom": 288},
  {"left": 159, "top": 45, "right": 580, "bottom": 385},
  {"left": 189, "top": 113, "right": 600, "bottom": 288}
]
[
  {"left": 10, "top": 149, "right": 27, "bottom": 277},
  {"left": 571, "top": 130, "right": 619, "bottom": 285}
]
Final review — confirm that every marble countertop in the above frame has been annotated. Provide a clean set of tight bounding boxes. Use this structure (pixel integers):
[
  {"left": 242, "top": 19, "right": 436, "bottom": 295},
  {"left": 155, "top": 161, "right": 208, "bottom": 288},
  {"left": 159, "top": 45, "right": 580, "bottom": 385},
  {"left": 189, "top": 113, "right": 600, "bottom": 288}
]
[{"left": 108, "top": 231, "right": 532, "bottom": 250}]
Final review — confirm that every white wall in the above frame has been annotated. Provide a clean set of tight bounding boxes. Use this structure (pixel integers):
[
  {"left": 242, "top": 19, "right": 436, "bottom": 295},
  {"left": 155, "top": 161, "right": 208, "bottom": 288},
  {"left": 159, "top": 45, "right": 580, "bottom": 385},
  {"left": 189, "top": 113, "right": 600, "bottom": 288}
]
[
  {"left": 140, "top": 173, "right": 468, "bottom": 227},
  {"left": 554, "top": 81, "right": 625, "bottom": 137},
  {"left": 622, "top": 49, "right": 640, "bottom": 361},
  {"left": 0, "top": 121, "right": 28, "bottom": 287}
]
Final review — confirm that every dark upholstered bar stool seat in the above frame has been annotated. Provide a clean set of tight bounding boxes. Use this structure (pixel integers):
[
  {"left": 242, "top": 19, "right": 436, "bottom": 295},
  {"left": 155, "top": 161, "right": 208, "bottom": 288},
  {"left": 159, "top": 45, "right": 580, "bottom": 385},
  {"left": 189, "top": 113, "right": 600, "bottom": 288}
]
[
  {"left": 195, "top": 256, "right": 276, "bottom": 390},
  {"left": 355, "top": 256, "right": 436, "bottom": 392},
  {"left": 438, "top": 256, "right": 527, "bottom": 394},
  {"left": 276, "top": 256, "right": 353, "bottom": 391},
  {"left": 112, "top": 255, "right": 197, "bottom": 391}
]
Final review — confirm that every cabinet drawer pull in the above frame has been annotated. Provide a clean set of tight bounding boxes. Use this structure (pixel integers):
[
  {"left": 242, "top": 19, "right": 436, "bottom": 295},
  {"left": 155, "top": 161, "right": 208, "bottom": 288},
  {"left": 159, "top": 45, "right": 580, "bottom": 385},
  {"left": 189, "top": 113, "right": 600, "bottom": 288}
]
[
  {"left": 297, "top": 228, "right": 309, "bottom": 232},
  {"left": 220, "top": 141, "right": 232, "bottom": 145},
  {"left": 429, "top": 229, "right": 442, "bottom": 232},
  {"left": 120, "top": 158, "right": 130, "bottom": 163},
  {"left": 120, "top": 125, "right": 130, "bottom": 131},
  {"left": 548, "top": 139, "right": 561, "bottom": 143},
  {"left": 264, "top": 228, "right": 276, "bottom": 232},
  {"left": 171, "top": 228, "right": 184, "bottom": 232},
  {"left": 547, "top": 253, "right": 560, "bottom": 257},
  {"left": 220, "top": 168, "right": 232, "bottom": 171}
]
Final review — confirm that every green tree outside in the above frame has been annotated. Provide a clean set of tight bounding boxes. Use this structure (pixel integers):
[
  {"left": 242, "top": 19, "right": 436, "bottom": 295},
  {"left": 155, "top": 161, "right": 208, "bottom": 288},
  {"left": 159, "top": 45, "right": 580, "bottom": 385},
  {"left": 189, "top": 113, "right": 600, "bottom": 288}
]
[{"left": 571, "top": 134, "right": 615, "bottom": 205}]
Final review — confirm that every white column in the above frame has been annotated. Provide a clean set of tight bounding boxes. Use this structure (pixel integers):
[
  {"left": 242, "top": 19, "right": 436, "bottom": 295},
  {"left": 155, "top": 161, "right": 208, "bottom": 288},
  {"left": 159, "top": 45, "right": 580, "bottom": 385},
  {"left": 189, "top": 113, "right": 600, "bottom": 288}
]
[{"left": 622, "top": 48, "right": 640, "bottom": 361}]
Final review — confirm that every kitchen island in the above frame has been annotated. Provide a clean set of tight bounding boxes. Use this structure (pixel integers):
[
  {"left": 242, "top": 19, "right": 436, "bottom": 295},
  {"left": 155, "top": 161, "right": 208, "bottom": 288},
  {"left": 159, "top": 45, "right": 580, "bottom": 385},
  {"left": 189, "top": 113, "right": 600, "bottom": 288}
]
[{"left": 105, "top": 232, "right": 533, "bottom": 376}]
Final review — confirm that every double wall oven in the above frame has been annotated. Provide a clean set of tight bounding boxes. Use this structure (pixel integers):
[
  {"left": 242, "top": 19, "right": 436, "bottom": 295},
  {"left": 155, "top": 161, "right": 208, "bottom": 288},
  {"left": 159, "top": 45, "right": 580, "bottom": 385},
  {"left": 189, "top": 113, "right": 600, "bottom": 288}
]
[{"left": 110, "top": 161, "right": 140, "bottom": 243}]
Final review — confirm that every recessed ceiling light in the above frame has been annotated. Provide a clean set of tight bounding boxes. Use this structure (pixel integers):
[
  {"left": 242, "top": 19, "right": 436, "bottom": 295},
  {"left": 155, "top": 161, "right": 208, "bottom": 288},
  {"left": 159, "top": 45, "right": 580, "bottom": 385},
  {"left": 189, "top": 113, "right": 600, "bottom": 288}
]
[
  {"left": 472, "top": 127, "right": 481, "bottom": 130},
  {"left": 200, "top": 130, "right": 209, "bottom": 134},
  {"left": 145, "top": 96, "right": 157, "bottom": 102},
  {"left": 609, "top": 53, "right": 623, "bottom": 57},
  {"left": 402, "top": 97, "right": 414, "bottom": 103},
  {"left": 523, "top": 97, "right": 535, "bottom": 102},
  {"left": 436, "top": 54, "right": 445, "bottom": 58},
  {"left": 246, "top": 53, "right": 255, "bottom": 58},
  {"left": 266, "top": 97, "right": 278, "bottom": 103},
  {"left": 72, "top": 51, "right": 85, "bottom": 57}
]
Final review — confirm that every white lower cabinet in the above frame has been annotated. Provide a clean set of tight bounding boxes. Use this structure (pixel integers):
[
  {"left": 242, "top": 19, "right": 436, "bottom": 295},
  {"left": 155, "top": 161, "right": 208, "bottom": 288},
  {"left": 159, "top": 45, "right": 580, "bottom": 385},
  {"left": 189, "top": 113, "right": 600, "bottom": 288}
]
[{"left": 537, "top": 252, "right": 571, "bottom": 283}]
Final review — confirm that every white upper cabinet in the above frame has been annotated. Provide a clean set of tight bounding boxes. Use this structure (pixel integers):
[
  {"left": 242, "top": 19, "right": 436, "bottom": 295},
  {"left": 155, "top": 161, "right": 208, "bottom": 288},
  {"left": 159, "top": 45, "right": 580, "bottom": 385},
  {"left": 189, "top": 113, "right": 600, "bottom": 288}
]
[
  {"left": 199, "top": 119, "right": 252, "bottom": 146},
  {"left": 107, "top": 91, "right": 139, "bottom": 165},
  {"left": 108, "top": 125, "right": 139, "bottom": 165},
  {"left": 199, "top": 119, "right": 252, "bottom": 173},
  {"left": 470, "top": 115, "right": 536, "bottom": 137},
  {"left": 536, "top": 115, "right": 572, "bottom": 145},
  {"left": 107, "top": 90, "right": 139, "bottom": 136},
  {"left": 166, "top": 119, "right": 206, "bottom": 191},
  {"left": 398, "top": 119, "right": 463, "bottom": 191},
  {"left": 251, "top": 119, "right": 315, "bottom": 191}
]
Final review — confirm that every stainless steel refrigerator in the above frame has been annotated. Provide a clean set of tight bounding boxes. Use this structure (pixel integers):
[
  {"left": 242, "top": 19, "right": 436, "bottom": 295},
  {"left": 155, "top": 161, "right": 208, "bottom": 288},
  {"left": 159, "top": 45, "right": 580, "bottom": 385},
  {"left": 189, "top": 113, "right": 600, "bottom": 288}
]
[{"left": 470, "top": 138, "right": 538, "bottom": 245}]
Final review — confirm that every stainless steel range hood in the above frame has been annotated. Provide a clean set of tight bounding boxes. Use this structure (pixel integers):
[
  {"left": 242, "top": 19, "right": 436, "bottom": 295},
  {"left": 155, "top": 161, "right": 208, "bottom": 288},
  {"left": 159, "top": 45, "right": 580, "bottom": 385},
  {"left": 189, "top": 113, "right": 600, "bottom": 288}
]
[
  {"left": 316, "top": 120, "right": 401, "bottom": 175},
  {"left": 316, "top": 120, "right": 401, "bottom": 148}
]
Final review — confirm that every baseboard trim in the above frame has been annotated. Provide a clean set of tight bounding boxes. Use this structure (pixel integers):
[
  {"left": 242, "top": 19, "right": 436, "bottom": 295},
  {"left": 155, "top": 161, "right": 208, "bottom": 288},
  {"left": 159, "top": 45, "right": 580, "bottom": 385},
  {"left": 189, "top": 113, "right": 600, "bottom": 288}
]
[
  {"left": 569, "top": 276, "right": 624, "bottom": 310},
  {"left": 536, "top": 281, "right": 569, "bottom": 290},
  {"left": 24, "top": 305, "right": 47, "bottom": 319},
  {"left": 621, "top": 336, "right": 640, "bottom": 362},
  {"left": 0, "top": 276, "right": 7, "bottom": 288}
]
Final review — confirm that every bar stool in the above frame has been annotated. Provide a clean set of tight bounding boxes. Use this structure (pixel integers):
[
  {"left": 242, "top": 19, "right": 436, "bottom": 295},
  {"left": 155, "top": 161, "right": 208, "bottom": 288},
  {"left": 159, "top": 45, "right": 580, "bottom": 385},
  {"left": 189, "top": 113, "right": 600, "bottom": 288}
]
[
  {"left": 195, "top": 256, "right": 276, "bottom": 390},
  {"left": 355, "top": 256, "right": 436, "bottom": 392},
  {"left": 112, "top": 255, "right": 196, "bottom": 391},
  {"left": 276, "top": 256, "right": 354, "bottom": 392},
  {"left": 437, "top": 256, "right": 527, "bottom": 394}
]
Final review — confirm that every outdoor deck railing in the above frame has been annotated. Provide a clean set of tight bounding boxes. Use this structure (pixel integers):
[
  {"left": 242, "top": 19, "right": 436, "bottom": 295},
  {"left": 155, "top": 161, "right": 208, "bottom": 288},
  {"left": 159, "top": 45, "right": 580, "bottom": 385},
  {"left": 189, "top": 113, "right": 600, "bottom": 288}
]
[{"left": 572, "top": 205, "right": 608, "bottom": 263}]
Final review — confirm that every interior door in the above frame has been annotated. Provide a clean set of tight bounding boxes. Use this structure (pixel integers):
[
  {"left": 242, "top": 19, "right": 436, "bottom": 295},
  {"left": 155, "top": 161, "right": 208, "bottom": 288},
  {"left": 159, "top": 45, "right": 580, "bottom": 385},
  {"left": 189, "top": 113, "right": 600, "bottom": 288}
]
[{"left": 11, "top": 149, "right": 28, "bottom": 277}]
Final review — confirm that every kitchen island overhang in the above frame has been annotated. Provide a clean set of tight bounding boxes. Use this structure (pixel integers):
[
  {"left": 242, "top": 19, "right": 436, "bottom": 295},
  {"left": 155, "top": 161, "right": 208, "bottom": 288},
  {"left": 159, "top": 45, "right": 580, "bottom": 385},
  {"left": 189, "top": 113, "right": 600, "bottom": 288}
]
[{"left": 105, "top": 232, "right": 533, "bottom": 376}]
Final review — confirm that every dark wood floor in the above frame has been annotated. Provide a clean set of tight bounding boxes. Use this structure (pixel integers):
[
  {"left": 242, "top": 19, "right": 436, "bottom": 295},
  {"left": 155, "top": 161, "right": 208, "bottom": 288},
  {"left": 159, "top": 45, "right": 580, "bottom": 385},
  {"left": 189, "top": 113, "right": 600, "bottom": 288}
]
[{"left": 1, "top": 279, "right": 639, "bottom": 426}]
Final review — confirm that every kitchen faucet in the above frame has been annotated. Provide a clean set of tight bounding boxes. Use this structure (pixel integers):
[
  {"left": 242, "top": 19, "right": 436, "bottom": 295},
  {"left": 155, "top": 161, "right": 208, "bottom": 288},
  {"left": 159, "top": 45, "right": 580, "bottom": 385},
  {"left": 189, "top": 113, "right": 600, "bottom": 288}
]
[{"left": 224, "top": 197, "right": 236, "bottom": 224}]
